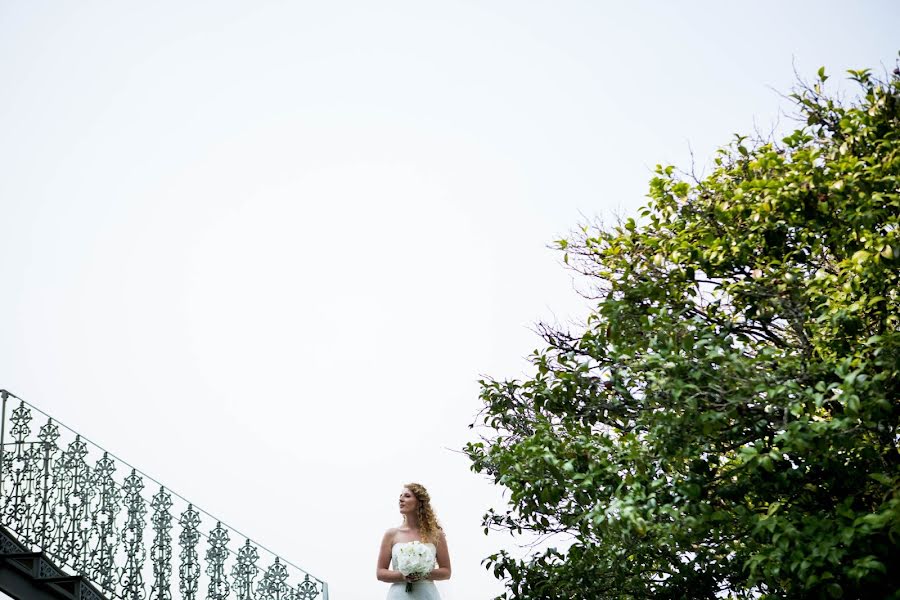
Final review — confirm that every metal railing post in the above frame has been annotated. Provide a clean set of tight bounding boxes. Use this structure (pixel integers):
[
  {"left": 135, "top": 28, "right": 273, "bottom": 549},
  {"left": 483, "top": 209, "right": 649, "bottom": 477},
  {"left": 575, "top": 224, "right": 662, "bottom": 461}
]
[
  {"left": 0, "top": 389, "right": 8, "bottom": 500},
  {"left": 40, "top": 439, "right": 51, "bottom": 551}
]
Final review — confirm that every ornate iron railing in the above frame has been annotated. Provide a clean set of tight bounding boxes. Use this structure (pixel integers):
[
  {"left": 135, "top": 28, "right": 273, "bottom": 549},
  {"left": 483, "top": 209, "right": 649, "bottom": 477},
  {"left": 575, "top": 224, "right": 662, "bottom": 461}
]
[{"left": 0, "top": 390, "right": 328, "bottom": 600}]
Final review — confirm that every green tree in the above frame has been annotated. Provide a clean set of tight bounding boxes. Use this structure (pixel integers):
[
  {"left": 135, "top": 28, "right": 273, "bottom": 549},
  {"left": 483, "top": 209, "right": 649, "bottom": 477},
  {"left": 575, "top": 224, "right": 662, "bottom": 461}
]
[{"left": 466, "top": 63, "right": 900, "bottom": 599}]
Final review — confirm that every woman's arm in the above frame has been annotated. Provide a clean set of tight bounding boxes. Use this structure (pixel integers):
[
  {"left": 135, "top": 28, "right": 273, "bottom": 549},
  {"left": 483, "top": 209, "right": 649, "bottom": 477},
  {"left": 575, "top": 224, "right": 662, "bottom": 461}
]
[
  {"left": 426, "top": 531, "right": 452, "bottom": 581},
  {"left": 376, "top": 529, "right": 405, "bottom": 583}
]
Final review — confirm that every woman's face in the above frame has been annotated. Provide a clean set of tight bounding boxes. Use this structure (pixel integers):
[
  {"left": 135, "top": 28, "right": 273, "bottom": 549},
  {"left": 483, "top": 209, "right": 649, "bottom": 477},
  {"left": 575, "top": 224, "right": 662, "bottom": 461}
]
[{"left": 398, "top": 488, "right": 419, "bottom": 515}]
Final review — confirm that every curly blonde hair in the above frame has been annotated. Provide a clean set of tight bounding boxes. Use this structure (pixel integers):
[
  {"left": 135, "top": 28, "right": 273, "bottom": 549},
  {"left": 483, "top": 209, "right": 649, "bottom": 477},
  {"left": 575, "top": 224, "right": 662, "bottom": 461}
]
[{"left": 404, "top": 482, "right": 443, "bottom": 544}]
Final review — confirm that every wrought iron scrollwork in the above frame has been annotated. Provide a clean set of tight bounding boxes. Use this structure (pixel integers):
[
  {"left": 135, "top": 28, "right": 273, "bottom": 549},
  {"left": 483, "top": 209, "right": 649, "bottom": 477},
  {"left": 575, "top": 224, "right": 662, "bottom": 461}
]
[
  {"left": 34, "top": 419, "right": 60, "bottom": 550},
  {"left": 81, "top": 585, "right": 104, "bottom": 600},
  {"left": 58, "top": 436, "right": 92, "bottom": 574},
  {"left": 119, "top": 468, "right": 147, "bottom": 599},
  {"left": 206, "top": 521, "right": 231, "bottom": 600},
  {"left": 90, "top": 451, "right": 120, "bottom": 593},
  {"left": 258, "top": 558, "right": 291, "bottom": 600},
  {"left": 149, "top": 486, "right": 173, "bottom": 600},
  {"left": 0, "top": 397, "right": 328, "bottom": 600},
  {"left": 232, "top": 539, "right": 260, "bottom": 600},
  {"left": 8, "top": 402, "right": 31, "bottom": 440},
  {"left": 0, "top": 534, "right": 20, "bottom": 554},
  {"left": 178, "top": 504, "right": 201, "bottom": 600},
  {"left": 296, "top": 574, "right": 322, "bottom": 600},
  {"left": 1, "top": 403, "right": 33, "bottom": 535}
]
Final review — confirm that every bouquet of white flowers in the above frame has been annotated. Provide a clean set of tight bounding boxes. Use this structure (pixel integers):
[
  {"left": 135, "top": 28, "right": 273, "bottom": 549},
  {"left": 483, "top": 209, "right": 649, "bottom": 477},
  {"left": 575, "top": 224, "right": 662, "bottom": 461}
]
[{"left": 395, "top": 541, "right": 436, "bottom": 592}]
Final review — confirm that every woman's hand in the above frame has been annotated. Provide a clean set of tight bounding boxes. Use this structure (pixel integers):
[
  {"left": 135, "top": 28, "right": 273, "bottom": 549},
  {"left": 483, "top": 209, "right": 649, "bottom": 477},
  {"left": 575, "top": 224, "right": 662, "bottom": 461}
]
[{"left": 405, "top": 572, "right": 425, "bottom": 582}]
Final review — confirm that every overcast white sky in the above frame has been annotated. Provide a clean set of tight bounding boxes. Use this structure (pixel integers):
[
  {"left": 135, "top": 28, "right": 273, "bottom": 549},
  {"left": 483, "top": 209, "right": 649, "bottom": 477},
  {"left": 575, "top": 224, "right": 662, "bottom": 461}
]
[{"left": 1, "top": 2, "right": 897, "bottom": 598}]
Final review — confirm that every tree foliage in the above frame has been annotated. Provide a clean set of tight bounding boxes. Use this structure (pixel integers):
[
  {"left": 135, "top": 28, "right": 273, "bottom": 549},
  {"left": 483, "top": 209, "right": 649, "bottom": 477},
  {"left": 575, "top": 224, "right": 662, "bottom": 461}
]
[{"left": 466, "top": 63, "right": 900, "bottom": 599}]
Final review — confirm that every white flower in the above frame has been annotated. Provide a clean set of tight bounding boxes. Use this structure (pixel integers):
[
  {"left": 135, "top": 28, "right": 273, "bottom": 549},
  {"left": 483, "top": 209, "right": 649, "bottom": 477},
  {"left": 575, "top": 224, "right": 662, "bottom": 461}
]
[
  {"left": 395, "top": 541, "right": 436, "bottom": 591},
  {"left": 395, "top": 541, "right": 435, "bottom": 577}
]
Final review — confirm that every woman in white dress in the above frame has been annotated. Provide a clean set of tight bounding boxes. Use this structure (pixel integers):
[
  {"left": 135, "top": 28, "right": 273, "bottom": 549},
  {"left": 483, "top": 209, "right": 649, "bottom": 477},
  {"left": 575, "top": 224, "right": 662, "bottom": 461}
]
[{"left": 377, "top": 482, "right": 451, "bottom": 599}]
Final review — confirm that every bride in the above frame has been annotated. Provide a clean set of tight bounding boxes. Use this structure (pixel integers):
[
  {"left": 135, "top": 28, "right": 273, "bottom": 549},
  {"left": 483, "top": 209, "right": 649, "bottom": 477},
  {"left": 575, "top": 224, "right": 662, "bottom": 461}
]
[{"left": 377, "top": 483, "right": 451, "bottom": 599}]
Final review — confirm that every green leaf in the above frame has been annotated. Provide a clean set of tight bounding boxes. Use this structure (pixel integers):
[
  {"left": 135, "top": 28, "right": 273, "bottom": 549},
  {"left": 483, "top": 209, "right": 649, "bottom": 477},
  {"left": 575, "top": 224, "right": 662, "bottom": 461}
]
[
  {"left": 868, "top": 473, "right": 892, "bottom": 486},
  {"left": 467, "top": 61, "right": 900, "bottom": 600}
]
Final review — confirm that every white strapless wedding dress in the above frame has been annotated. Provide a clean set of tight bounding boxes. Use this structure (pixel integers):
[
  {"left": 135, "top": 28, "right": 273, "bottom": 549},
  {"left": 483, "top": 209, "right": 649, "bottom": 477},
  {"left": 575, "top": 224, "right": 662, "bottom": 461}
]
[{"left": 386, "top": 542, "right": 441, "bottom": 600}]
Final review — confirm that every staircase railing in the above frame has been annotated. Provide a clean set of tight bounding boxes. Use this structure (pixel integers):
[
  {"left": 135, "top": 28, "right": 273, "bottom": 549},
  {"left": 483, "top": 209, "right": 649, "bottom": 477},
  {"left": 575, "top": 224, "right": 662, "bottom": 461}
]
[{"left": 0, "top": 390, "right": 328, "bottom": 600}]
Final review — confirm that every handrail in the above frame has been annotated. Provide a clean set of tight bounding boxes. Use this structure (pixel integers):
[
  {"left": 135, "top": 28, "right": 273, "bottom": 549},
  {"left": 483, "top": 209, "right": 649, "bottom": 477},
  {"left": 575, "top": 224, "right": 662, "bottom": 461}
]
[{"left": 0, "top": 390, "right": 328, "bottom": 600}]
